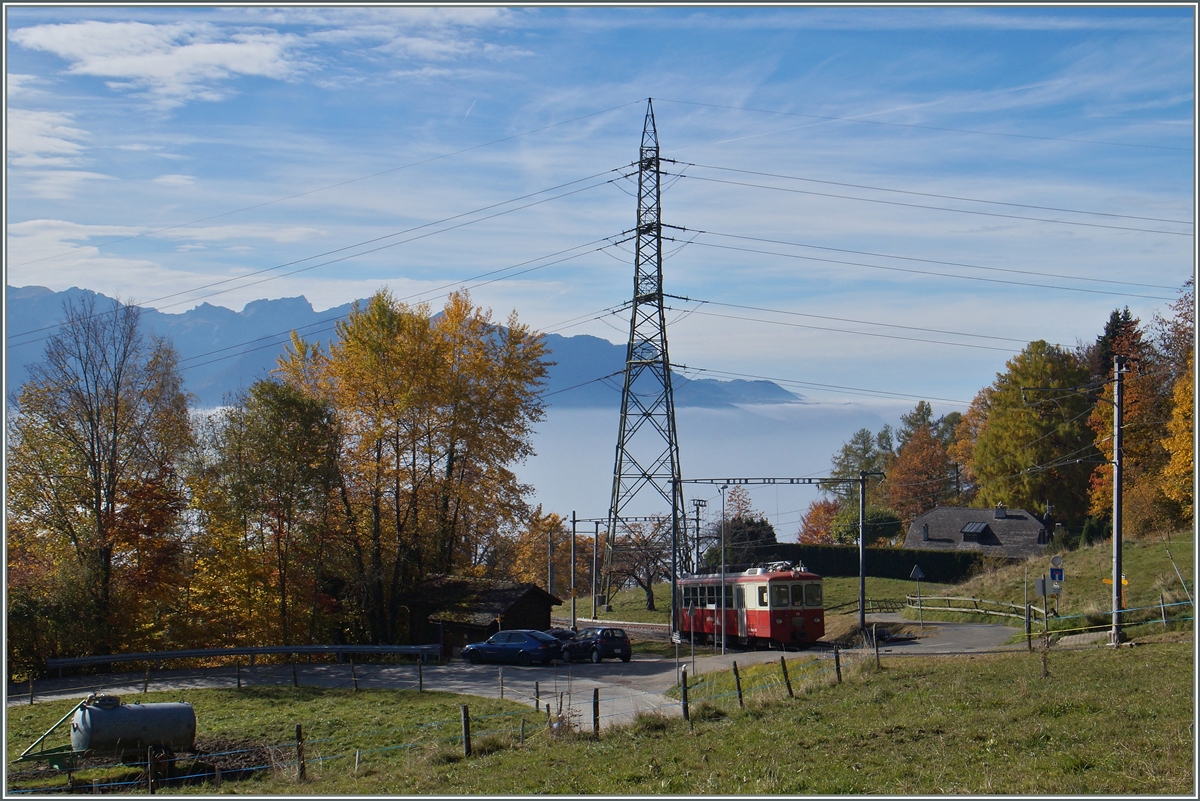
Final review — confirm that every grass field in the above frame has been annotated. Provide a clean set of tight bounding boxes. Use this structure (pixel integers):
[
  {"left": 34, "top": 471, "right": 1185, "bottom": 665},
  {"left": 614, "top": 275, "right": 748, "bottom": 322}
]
[
  {"left": 8, "top": 641, "right": 1192, "bottom": 794},
  {"left": 911, "top": 529, "right": 1195, "bottom": 635}
]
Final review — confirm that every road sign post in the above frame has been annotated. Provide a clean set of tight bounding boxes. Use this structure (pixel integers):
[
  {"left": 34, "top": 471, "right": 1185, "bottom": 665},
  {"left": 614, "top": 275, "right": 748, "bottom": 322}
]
[{"left": 910, "top": 565, "right": 925, "bottom": 629}]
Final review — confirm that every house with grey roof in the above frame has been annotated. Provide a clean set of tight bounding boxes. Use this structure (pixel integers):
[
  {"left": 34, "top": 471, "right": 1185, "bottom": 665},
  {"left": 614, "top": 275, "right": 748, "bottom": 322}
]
[{"left": 903, "top": 504, "right": 1052, "bottom": 561}]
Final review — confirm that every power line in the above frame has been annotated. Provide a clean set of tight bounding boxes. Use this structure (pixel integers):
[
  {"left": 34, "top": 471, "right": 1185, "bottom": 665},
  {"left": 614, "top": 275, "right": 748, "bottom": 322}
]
[
  {"left": 666, "top": 305, "right": 1016, "bottom": 352},
  {"left": 664, "top": 294, "right": 1047, "bottom": 346},
  {"left": 11, "top": 100, "right": 646, "bottom": 270},
  {"left": 672, "top": 364, "right": 972, "bottom": 406},
  {"left": 674, "top": 161, "right": 1192, "bottom": 225},
  {"left": 654, "top": 97, "right": 1193, "bottom": 153},
  {"left": 175, "top": 234, "right": 635, "bottom": 373},
  {"left": 11, "top": 169, "right": 635, "bottom": 348},
  {"left": 669, "top": 237, "right": 1177, "bottom": 301},
  {"left": 666, "top": 172, "right": 1192, "bottom": 237},
  {"left": 669, "top": 227, "right": 1180, "bottom": 292}
]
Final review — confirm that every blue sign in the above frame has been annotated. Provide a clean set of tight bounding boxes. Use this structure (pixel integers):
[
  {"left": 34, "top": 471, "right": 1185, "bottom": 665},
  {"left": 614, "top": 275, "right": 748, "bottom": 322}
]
[{"left": 1049, "top": 567, "right": 1064, "bottom": 582}]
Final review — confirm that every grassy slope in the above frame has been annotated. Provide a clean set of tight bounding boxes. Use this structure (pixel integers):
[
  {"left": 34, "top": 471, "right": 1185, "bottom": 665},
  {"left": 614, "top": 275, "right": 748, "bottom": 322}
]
[
  {"left": 913, "top": 529, "right": 1195, "bottom": 632},
  {"left": 9, "top": 644, "right": 1191, "bottom": 794}
]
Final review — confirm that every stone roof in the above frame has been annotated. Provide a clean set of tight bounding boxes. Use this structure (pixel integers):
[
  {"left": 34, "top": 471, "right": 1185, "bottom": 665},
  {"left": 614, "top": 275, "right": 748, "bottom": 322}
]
[
  {"left": 903, "top": 506, "right": 1050, "bottom": 561},
  {"left": 413, "top": 574, "right": 562, "bottom": 627}
]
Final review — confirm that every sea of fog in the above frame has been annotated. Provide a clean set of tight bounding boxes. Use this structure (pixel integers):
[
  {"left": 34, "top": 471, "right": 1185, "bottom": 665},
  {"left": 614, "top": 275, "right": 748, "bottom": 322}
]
[{"left": 519, "top": 400, "right": 909, "bottom": 540}]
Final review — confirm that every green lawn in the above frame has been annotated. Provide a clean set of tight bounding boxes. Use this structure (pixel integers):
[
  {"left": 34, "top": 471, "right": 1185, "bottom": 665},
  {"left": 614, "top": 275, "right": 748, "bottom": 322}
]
[{"left": 9, "top": 642, "right": 1192, "bottom": 794}]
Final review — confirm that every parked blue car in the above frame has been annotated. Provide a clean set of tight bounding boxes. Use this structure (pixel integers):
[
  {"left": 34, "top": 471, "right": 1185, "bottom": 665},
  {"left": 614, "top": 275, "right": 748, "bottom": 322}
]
[{"left": 462, "top": 629, "right": 563, "bottom": 666}]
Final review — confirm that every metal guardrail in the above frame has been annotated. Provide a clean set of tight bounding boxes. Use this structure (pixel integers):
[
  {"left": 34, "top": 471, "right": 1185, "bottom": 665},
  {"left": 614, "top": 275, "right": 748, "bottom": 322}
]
[
  {"left": 905, "top": 595, "right": 1044, "bottom": 621},
  {"left": 45, "top": 644, "right": 442, "bottom": 671}
]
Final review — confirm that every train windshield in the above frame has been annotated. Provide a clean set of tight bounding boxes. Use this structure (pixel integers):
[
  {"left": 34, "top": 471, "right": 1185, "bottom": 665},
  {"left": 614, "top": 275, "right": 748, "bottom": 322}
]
[
  {"left": 771, "top": 583, "right": 790, "bottom": 608},
  {"left": 805, "top": 583, "right": 822, "bottom": 606}
]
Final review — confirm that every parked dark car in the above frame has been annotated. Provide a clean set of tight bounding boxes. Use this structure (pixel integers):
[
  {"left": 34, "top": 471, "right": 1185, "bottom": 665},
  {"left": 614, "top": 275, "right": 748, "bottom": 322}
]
[
  {"left": 462, "top": 630, "right": 562, "bottom": 666},
  {"left": 561, "top": 627, "right": 631, "bottom": 663},
  {"left": 544, "top": 628, "right": 577, "bottom": 643}
]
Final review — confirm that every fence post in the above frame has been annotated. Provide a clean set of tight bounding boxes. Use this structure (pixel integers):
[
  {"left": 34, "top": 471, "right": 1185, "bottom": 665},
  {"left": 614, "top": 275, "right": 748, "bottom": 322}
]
[
  {"left": 592, "top": 688, "right": 600, "bottom": 738},
  {"left": 29, "top": 677, "right": 34, "bottom": 706},
  {"left": 520, "top": 717, "right": 525, "bottom": 746},
  {"left": 680, "top": 666, "right": 690, "bottom": 723},
  {"left": 236, "top": 660, "right": 242, "bottom": 690},
  {"left": 295, "top": 724, "right": 305, "bottom": 781},
  {"left": 534, "top": 680, "right": 540, "bottom": 709},
  {"left": 147, "top": 747, "right": 156, "bottom": 794},
  {"left": 545, "top": 703, "right": 551, "bottom": 724},
  {"left": 354, "top": 749, "right": 361, "bottom": 775},
  {"left": 144, "top": 667, "right": 150, "bottom": 694},
  {"left": 499, "top": 667, "right": 504, "bottom": 700},
  {"left": 1161, "top": 594, "right": 1168, "bottom": 629},
  {"left": 460, "top": 705, "right": 472, "bottom": 757},
  {"left": 732, "top": 661, "right": 744, "bottom": 708},
  {"left": 350, "top": 658, "right": 358, "bottom": 691},
  {"left": 1025, "top": 604, "right": 1032, "bottom": 652},
  {"left": 292, "top": 658, "right": 299, "bottom": 688},
  {"left": 92, "top": 778, "right": 100, "bottom": 794},
  {"left": 214, "top": 766, "right": 222, "bottom": 791},
  {"left": 873, "top": 624, "right": 881, "bottom": 670},
  {"left": 780, "top": 656, "right": 793, "bottom": 699},
  {"left": 834, "top": 647, "right": 842, "bottom": 684}
]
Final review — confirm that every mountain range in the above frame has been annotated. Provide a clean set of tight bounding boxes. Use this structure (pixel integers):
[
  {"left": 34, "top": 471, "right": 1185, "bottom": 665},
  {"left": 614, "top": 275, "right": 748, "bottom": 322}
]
[{"left": 6, "top": 285, "right": 801, "bottom": 409}]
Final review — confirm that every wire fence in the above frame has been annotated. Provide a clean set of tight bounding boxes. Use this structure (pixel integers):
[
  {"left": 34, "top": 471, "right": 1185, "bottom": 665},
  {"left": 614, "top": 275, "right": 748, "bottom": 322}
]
[{"left": 9, "top": 602, "right": 1191, "bottom": 793}]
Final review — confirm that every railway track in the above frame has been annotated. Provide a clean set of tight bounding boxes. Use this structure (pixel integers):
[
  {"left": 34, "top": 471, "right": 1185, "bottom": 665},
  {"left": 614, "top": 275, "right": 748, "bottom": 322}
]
[{"left": 551, "top": 617, "right": 671, "bottom": 641}]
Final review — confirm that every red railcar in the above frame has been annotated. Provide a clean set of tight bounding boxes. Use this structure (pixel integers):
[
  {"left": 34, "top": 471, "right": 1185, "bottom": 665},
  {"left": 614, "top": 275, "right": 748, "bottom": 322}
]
[{"left": 675, "top": 564, "right": 824, "bottom": 648}]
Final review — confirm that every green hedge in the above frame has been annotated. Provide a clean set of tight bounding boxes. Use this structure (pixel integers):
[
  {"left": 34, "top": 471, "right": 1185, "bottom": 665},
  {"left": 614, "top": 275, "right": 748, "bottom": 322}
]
[{"left": 763, "top": 544, "right": 984, "bottom": 584}]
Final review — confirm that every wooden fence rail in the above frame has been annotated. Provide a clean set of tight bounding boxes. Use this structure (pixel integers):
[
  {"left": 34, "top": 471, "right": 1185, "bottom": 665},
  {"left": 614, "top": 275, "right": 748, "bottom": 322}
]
[{"left": 906, "top": 595, "right": 1044, "bottom": 622}]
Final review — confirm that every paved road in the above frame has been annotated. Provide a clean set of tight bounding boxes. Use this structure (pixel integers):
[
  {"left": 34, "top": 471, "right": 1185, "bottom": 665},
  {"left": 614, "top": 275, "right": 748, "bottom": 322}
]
[{"left": 6, "top": 615, "right": 1026, "bottom": 731}]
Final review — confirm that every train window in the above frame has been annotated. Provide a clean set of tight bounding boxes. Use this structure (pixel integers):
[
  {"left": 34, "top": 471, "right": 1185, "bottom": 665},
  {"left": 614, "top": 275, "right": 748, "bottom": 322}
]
[
  {"left": 770, "top": 584, "right": 790, "bottom": 608},
  {"left": 735, "top": 587, "right": 745, "bottom": 609},
  {"left": 805, "top": 584, "right": 822, "bottom": 607},
  {"left": 757, "top": 585, "right": 768, "bottom": 607},
  {"left": 791, "top": 584, "right": 805, "bottom": 607},
  {"left": 725, "top": 585, "right": 734, "bottom": 607},
  {"left": 706, "top": 585, "right": 716, "bottom": 606}
]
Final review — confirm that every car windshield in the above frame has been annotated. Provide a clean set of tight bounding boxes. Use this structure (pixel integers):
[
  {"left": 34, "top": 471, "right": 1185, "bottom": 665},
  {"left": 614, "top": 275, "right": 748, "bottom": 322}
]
[
  {"left": 607, "top": 629, "right": 627, "bottom": 639},
  {"left": 527, "top": 630, "right": 557, "bottom": 643},
  {"left": 579, "top": 629, "right": 598, "bottom": 638}
]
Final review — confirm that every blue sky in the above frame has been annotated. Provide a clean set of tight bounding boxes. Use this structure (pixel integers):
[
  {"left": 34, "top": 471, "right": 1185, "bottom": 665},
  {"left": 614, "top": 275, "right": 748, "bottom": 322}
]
[{"left": 5, "top": 6, "right": 1195, "bottom": 526}]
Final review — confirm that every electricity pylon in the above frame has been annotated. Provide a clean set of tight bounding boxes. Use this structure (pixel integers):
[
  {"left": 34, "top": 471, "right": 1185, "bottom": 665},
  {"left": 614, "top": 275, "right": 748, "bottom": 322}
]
[{"left": 600, "top": 99, "right": 684, "bottom": 610}]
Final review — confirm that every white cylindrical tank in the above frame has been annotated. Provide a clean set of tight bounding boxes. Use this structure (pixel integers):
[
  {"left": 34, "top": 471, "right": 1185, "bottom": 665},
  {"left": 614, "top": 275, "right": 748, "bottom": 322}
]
[{"left": 70, "top": 696, "right": 195, "bottom": 756}]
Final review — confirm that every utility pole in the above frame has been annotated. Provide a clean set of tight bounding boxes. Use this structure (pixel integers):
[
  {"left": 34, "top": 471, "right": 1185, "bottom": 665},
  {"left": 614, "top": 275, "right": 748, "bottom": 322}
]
[
  {"left": 548, "top": 521, "right": 555, "bottom": 597},
  {"left": 1111, "top": 355, "right": 1127, "bottom": 647},
  {"left": 859, "top": 471, "right": 868, "bottom": 634},
  {"left": 603, "top": 98, "right": 685, "bottom": 626},
  {"left": 720, "top": 484, "right": 728, "bottom": 655},
  {"left": 571, "top": 511, "right": 577, "bottom": 631}
]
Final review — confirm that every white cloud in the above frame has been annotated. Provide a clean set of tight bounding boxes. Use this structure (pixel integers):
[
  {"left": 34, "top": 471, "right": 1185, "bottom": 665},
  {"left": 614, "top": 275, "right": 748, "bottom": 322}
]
[
  {"left": 6, "top": 108, "right": 89, "bottom": 167},
  {"left": 22, "top": 170, "right": 113, "bottom": 200},
  {"left": 7, "top": 72, "right": 40, "bottom": 96},
  {"left": 8, "top": 21, "right": 306, "bottom": 107},
  {"left": 155, "top": 224, "right": 325, "bottom": 244},
  {"left": 153, "top": 173, "right": 195, "bottom": 186}
]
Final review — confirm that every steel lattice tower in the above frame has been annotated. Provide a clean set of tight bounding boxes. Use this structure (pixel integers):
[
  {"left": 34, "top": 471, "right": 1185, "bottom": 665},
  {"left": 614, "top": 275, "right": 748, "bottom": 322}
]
[{"left": 601, "top": 99, "right": 684, "bottom": 611}]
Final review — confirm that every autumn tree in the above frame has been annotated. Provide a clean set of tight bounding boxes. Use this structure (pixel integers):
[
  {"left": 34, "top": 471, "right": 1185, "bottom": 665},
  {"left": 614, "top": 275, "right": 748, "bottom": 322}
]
[
  {"left": 947, "top": 387, "right": 993, "bottom": 504},
  {"left": 1086, "top": 317, "right": 1175, "bottom": 536},
  {"left": 193, "top": 380, "right": 342, "bottom": 645},
  {"left": 7, "top": 294, "right": 192, "bottom": 664},
  {"left": 1161, "top": 351, "right": 1194, "bottom": 522},
  {"left": 971, "top": 341, "right": 1096, "bottom": 524},
  {"left": 797, "top": 497, "right": 841, "bottom": 544},
  {"left": 885, "top": 424, "right": 952, "bottom": 526},
  {"left": 275, "top": 289, "right": 548, "bottom": 643}
]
